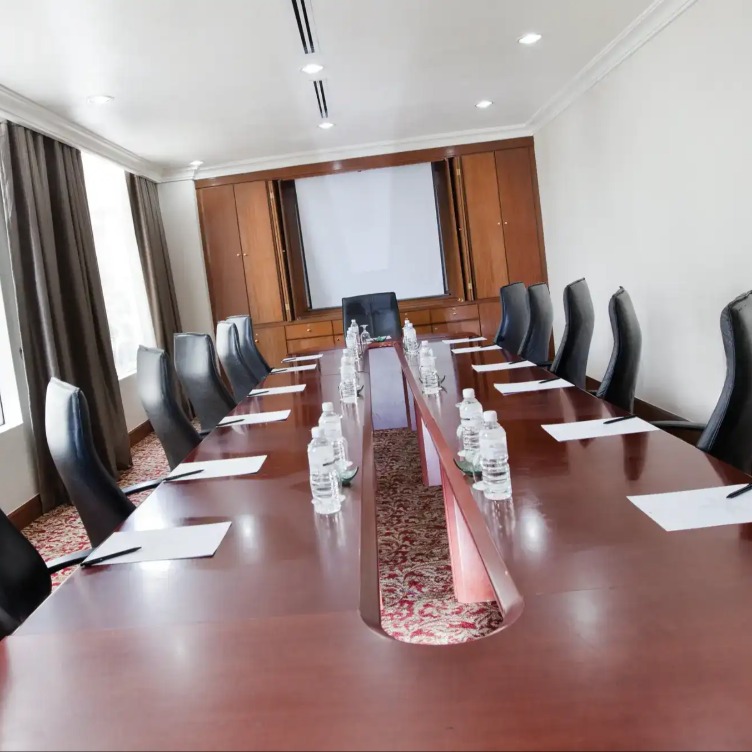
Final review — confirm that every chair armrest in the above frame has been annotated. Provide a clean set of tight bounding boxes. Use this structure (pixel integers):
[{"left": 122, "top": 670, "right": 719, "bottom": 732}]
[
  {"left": 122, "top": 477, "right": 165, "bottom": 496},
  {"left": 653, "top": 421, "right": 707, "bottom": 432},
  {"left": 46, "top": 548, "right": 92, "bottom": 574}
]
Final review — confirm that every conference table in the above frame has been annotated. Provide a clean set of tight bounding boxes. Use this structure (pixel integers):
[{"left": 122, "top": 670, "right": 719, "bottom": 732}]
[{"left": 2, "top": 337, "right": 752, "bottom": 750}]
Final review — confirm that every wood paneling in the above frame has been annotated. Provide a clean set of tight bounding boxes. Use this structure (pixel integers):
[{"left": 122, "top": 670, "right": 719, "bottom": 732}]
[
  {"left": 196, "top": 185, "right": 249, "bottom": 322},
  {"left": 432, "top": 320, "right": 480, "bottom": 335},
  {"left": 478, "top": 299, "right": 502, "bottom": 341},
  {"left": 432, "top": 160, "right": 464, "bottom": 301},
  {"left": 285, "top": 320, "right": 332, "bottom": 339},
  {"left": 332, "top": 319, "right": 343, "bottom": 335},
  {"left": 288, "top": 335, "right": 335, "bottom": 354},
  {"left": 415, "top": 324, "right": 433, "bottom": 335},
  {"left": 461, "top": 153, "right": 509, "bottom": 299},
  {"left": 402, "top": 309, "right": 431, "bottom": 326},
  {"left": 496, "top": 148, "right": 545, "bottom": 287},
  {"left": 253, "top": 326, "right": 287, "bottom": 366},
  {"left": 235, "top": 181, "right": 285, "bottom": 324},
  {"left": 431, "top": 303, "right": 479, "bottom": 324}
]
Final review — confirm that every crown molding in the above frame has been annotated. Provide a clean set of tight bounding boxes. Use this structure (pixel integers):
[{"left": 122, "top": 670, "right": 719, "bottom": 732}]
[
  {"left": 160, "top": 123, "right": 532, "bottom": 182},
  {"left": 0, "top": 84, "right": 163, "bottom": 181},
  {"left": 528, "top": 0, "right": 700, "bottom": 132}
]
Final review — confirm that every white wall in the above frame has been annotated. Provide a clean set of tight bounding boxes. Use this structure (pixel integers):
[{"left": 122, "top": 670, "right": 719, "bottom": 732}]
[
  {"left": 535, "top": 0, "right": 752, "bottom": 422},
  {"left": 158, "top": 179, "right": 214, "bottom": 335}
]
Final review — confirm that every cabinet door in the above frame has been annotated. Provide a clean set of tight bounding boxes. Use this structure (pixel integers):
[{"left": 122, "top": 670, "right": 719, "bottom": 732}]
[
  {"left": 432, "top": 320, "right": 480, "bottom": 336},
  {"left": 478, "top": 299, "right": 502, "bottom": 341},
  {"left": 495, "top": 148, "right": 544, "bottom": 287},
  {"left": 461, "top": 153, "right": 509, "bottom": 299},
  {"left": 197, "top": 185, "right": 249, "bottom": 322},
  {"left": 235, "top": 182, "right": 285, "bottom": 325},
  {"left": 253, "top": 326, "right": 288, "bottom": 366}
]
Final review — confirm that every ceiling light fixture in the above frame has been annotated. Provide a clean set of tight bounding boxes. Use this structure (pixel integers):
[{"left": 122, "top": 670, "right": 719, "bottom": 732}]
[
  {"left": 301, "top": 62, "right": 324, "bottom": 75},
  {"left": 318, "top": 121, "right": 335, "bottom": 130},
  {"left": 475, "top": 100, "right": 493, "bottom": 109},
  {"left": 189, "top": 160, "right": 204, "bottom": 168},
  {"left": 87, "top": 94, "right": 114, "bottom": 105},
  {"left": 518, "top": 32, "right": 542, "bottom": 45}
]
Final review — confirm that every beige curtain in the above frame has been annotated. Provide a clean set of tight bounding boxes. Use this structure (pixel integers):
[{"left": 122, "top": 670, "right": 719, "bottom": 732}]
[{"left": 0, "top": 122, "right": 131, "bottom": 511}]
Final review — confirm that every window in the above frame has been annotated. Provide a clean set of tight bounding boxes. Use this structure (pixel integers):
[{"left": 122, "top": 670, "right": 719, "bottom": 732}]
[{"left": 82, "top": 152, "right": 155, "bottom": 376}]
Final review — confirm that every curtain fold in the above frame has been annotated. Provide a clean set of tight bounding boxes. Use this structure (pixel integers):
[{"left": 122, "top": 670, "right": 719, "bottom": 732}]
[
  {"left": 0, "top": 122, "right": 131, "bottom": 511},
  {"left": 125, "top": 173, "right": 182, "bottom": 359}
]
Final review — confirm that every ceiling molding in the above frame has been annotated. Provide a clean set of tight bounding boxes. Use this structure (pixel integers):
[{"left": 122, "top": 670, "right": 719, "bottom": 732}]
[
  {"left": 160, "top": 123, "right": 532, "bottom": 182},
  {"left": 0, "top": 84, "right": 163, "bottom": 181},
  {"left": 528, "top": 0, "right": 699, "bottom": 132}
]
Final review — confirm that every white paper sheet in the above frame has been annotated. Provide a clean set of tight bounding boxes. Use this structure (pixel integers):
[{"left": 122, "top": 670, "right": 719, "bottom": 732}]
[
  {"left": 168, "top": 455, "right": 267, "bottom": 481},
  {"left": 84, "top": 522, "right": 232, "bottom": 566},
  {"left": 250, "top": 384, "right": 306, "bottom": 397},
  {"left": 628, "top": 485, "right": 752, "bottom": 531},
  {"left": 542, "top": 416, "right": 660, "bottom": 442},
  {"left": 472, "top": 360, "right": 535, "bottom": 372},
  {"left": 442, "top": 336, "right": 486, "bottom": 345},
  {"left": 494, "top": 378, "right": 573, "bottom": 395},
  {"left": 282, "top": 354, "right": 323, "bottom": 362},
  {"left": 451, "top": 344, "right": 502, "bottom": 354},
  {"left": 219, "top": 410, "right": 290, "bottom": 426},
  {"left": 271, "top": 364, "right": 318, "bottom": 373}
]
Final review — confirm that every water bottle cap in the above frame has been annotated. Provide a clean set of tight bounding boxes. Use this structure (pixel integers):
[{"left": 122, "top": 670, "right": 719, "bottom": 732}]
[
  {"left": 462, "top": 388, "right": 475, "bottom": 399},
  {"left": 311, "top": 427, "right": 322, "bottom": 438},
  {"left": 405, "top": 319, "right": 411, "bottom": 324},
  {"left": 322, "top": 402, "right": 334, "bottom": 412},
  {"left": 483, "top": 410, "right": 497, "bottom": 422}
]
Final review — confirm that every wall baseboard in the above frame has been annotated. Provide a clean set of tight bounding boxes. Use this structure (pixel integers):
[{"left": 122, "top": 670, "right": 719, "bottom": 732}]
[
  {"left": 129, "top": 420, "right": 153, "bottom": 447},
  {"left": 585, "top": 376, "right": 686, "bottom": 422}
]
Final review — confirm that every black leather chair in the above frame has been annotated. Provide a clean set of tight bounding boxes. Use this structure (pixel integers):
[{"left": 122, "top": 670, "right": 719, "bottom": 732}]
[
  {"left": 226, "top": 314, "right": 271, "bottom": 378},
  {"left": 174, "top": 333, "right": 236, "bottom": 431},
  {"left": 654, "top": 290, "right": 752, "bottom": 474},
  {"left": 596, "top": 287, "right": 642, "bottom": 412},
  {"left": 342, "top": 292, "right": 401, "bottom": 339},
  {"left": 216, "top": 321, "right": 261, "bottom": 401},
  {"left": 0, "top": 508, "right": 89, "bottom": 638},
  {"left": 137, "top": 346, "right": 203, "bottom": 470},
  {"left": 519, "top": 283, "right": 553, "bottom": 365},
  {"left": 495, "top": 282, "right": 530, "bottom": 353},
  {"left": 550, "top": 278, "right": 594, "bottom": 389},
  {"left": 45, "top": 379, "right": 160, "bottom": 547}
]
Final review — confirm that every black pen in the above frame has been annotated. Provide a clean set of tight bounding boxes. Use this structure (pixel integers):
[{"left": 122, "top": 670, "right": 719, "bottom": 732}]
[
  {"left": 251, "top": 389, "right": 270, "bottom": 396},
  {"left": 163, "top": 468, "right": 205, "bottom": 483},
  {"left": 217, "top": 417, "right": 245, "bottom": 427},
  {"left": 82, "top": 546, "right": 142, "bottom": 567},
  {"left": 603, "top": 415, "right": 637, "bottom": 425},
  {"left": 727, "top": 483, "right": 752, "bottom": 499},
  {"left": 539, "top": 376, "right": 559, "bottom": 383}
]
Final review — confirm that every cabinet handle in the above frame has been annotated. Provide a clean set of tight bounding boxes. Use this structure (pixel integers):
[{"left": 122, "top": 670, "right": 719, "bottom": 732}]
[
  {"left": 243, "top": 253, "right": 248, "bottom": 257},
  {"left": 452, "top": 311, "right": 457, "bottom": 316},
  {"left": 254, "top": 338, "right": 259, "bottom": 343},
  {"left": 236, "top": 253, "right": 241, "bottom": 257},
  {"left": 306, "top": 327, "right": 312, "bottom": 333}
]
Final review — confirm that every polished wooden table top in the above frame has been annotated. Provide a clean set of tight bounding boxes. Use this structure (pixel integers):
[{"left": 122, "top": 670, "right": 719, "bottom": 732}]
[{"left": 2, "top": 339, "right": 752, "bottom": 750}]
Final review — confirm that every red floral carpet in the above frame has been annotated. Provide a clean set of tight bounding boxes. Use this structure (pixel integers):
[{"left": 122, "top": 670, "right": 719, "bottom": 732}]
[{"left": 23, "top": 429, "right": 502, "bottom": 643}]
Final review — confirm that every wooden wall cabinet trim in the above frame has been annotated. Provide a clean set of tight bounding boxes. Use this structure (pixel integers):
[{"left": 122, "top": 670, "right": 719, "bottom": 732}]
[
  {"left": 285, "top": 320, "right": 332, "bottom": 340},
  {"left": 253, "top": 326, "right": 287, "bottom": 367},
  {"left": 288, "top": 334, "right": 334, "bottom": 353},
  {"left": 430, "top": 304, "right": 479, "bottom": 324}
]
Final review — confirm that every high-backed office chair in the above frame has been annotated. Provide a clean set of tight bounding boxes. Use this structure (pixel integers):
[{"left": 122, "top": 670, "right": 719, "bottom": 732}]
[
  {"left": 226, "top": 314, "right": 271, "bottom": 378},
  {"left": 137, "top": 346, "right": 203, "bottom": 470},
  {"left": 342, "top": 292, "right": 401, "bottom": 339},
  {"left": 174, "top": 333, "right": 236, "bottom": 431},
  {"left": 216, "top": 321, "right": 260, "bottom": 401},
  {"left": 550, "top": 278, "right": 594, "bottom": 389},
  {"left": 495, "top": 282, "right": 530, "bottom": 353},
  {"left": 654, "top": 290, "right": 752, "bottom": 474},
  {"left": 0, "top": 508, "right": 90, "bottom": 638},
  {"left": 595, "top": 287, "right": 642, "bottom": 412},
  {"left": 45, "top": 379, "right": 158, "bottom": 547},
  {"left": 519, "top": 283, "right": 553, "bottom": 365}
]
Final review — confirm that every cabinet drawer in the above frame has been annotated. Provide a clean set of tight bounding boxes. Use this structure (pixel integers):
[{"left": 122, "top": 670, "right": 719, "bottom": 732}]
[
  {"left": 415, "top": 324, "right": 433, "bottom": 335},
  {"left": 402, "top": 309, "right": 431, "bottom": 326},
  {"left": 332, "top": 319, "right": 343, "bottom": 335},
  {"left": 431, "top": 304, "right": 479, "bottom": 324},
  {"left": 333, "top": 333, "right": 345, "bottom": 347},
  {"left": 287, "top": 335, "right": 334, "bottom": 354},
  {"left": 432, "top": 320, "right": 480, "bottom": 336},
  {"left": 285, "top": 321, "right": 332, "bottom": 340}
]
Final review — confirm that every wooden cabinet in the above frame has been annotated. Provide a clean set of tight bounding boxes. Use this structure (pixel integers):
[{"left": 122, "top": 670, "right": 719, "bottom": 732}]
[
  {"left": 478, "top": 299, "right": 501, "bottom": 341},
  {"left": 253, "top": 326, "right": 287, "bottom": 367},
  {"left": 288, "top": 335, "right": 335, "bottom": 354},
  {"left": 432, "top": 321, "right": 480, "bottom": 336},
  {"left": 431, "top": 304, "right": 478, "bottom": 324},
  {"left": 401, "top": 309, "right": 431, "bottom": 326},
  {"left": 285, "top": 321, "right": 332, "bottom": 340}
]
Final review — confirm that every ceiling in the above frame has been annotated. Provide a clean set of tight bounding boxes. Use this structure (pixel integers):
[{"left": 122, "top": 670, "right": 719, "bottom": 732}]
[{"left": 0, "top": 0, "right": 658, "bottom": 177}]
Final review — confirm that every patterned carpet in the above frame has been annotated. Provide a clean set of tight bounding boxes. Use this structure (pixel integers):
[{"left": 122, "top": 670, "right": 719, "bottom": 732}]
[{"left": 23, "top": 428, "right": 502, "bottom": 643}]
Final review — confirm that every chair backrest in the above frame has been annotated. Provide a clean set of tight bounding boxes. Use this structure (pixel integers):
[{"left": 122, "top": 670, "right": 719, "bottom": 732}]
[
  {"left": 136, "top": 346, "right": 201, "bottom": 470},
  {"left": 45, "top": 378, "right": 135, "bottom": 547},
  {"left": 342, "top": 292, "right": 401, "bottom": 339},
  {"left": 495, "top": 282, "right": 530, "bottom": 353},
  {"left": 697, "top": 290, "right": 752, "bottom": 473},
  {"left": 520, "top": 283, "right": 553, "bottom": 365},
  {"left": 0, "top": 509, "right": 51, "bottom": 639},
  {"left": 173, "top": 333, "right": 236, "bottom": 430},
  {"left": 550, "top": 278, "right": 595, "bottom": 389},
  {"left": 596, "top": 287, "right": 642, "bottom": 412},
  {"left": 216, "top": 321, "right": 260, "bottom": 401},
  {"left": 226, "top": 314, "right": 271, "bottom": 378}
]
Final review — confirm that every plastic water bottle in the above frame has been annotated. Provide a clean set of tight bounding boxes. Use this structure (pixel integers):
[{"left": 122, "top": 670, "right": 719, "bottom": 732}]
[
  {"left": 308, "top": 427, "right": 343, "bottom": 514},
  {"left": 339, "top": 350, "right": 358, "bottom": 403},
  {"left": 346, "top": 320, "right": 361, "bottom": 358},
  {"left": 478, "top": 410, "right": 512, "bottom": 501},
  {"left": 403, "top": 319, "right": 419, "bottom": 355},
  {"left": 420, "top": 351, "right": 441, "bottom": 395},
  {"left": 457, "top": 388, "right": 483, "bottom": 462},
  {"left": 419, "top": 340, "right": 431, "bottom": 368},
  {"left": 318, "top": 402, "right": 350, "bottom": 474}
]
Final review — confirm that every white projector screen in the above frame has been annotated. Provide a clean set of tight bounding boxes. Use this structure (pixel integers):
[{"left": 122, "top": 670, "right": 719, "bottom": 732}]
[{"left": 295, "top": 162, "right": 445, "bottom": 309}]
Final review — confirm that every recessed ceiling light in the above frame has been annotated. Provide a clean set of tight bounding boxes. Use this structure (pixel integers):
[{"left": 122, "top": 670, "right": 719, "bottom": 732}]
[
  {"left": 301, "top": 62, "right": 324, "bottom": 75},
  {"left": 189, "top": 160, "right": 204, "bottom": 168},
  {"left": 475, "top": 100, "right": 493, "bottom": 109},
  {"left": 518, "top": 32, "right": 542, "bottom": 45},
  {"left": 318, "top": 121, "right": 335, "bottom": 130},
  {"left": 87, "top": 94, "right": 114, "bottom": 105}
]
